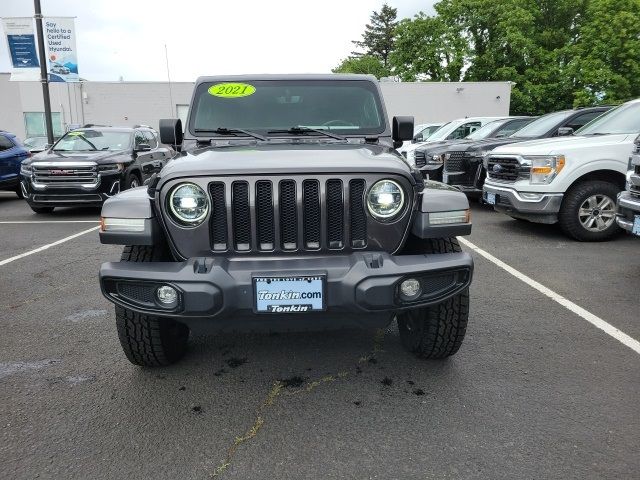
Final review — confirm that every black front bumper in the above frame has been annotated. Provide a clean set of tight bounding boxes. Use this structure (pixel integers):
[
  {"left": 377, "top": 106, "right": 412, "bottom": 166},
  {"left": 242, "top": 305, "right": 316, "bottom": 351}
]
[
  {"left": 99, "top": 251, "right": 473, "bottom": 329},
  {"left": 22, "top": 172, "right": 122, "bottom": 208}
]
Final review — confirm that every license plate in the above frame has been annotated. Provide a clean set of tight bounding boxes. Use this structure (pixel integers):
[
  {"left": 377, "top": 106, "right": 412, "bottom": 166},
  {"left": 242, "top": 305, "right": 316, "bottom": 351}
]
[
  {"left": 633, "top": 215, "right": 640, "bottom": 236},
  {"left": 485, "top": 192, "right": 496, "bottom": 205},
  {"left": 253, "top": 275, "right": 325, "bottom": 313}
]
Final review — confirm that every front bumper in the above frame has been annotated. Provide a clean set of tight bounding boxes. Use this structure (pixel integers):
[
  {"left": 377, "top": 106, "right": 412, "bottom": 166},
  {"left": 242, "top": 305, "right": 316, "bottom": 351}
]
[
  {"left": 99, "top": 251, "right": 473, "bottom": 328},
  {"left": 616, "top": 190, "right": 640, "bottom": 234},
  {"left": 22, "top": 172, "right": 122, "bottom": 207},
  {"left": 483, "top": 183, "right": 564, "bottom": 224}
]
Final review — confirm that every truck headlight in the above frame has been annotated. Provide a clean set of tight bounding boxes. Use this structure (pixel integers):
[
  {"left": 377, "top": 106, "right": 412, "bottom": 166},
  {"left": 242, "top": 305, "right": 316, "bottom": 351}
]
[
  {"left": 97, "top": 163, "right": 124, "bottom": 173},
  {"left": 367, "top": 179, "right": 405, "bottom": 220},
  {"left": 522, "top": 155, "right": 565, "bottom": 184},
  {"left": 168, "top": 182, "right": 209, "bottom": 226}
]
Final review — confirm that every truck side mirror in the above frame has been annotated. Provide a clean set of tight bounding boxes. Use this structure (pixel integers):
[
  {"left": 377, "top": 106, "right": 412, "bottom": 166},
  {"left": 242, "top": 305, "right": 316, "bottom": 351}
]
[
  {"left": 557, "top": 127, "right": 574, "bottom": 136},
  {"left": 159, "top": 118, "right": 183, "bottom": 150},
  {"left": 392, "top": 116, "right": 414, "bottom": 148}
]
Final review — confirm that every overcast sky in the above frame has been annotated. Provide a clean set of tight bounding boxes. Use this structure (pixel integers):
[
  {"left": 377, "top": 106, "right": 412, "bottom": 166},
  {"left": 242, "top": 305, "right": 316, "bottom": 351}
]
[{"left": 1, "top": 0, "right": 436, "bottom": 82}]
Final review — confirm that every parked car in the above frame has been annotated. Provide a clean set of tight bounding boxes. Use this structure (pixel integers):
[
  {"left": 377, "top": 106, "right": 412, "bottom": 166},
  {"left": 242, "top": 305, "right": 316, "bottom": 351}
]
[
  {"left": 399, "top": 116, "right": 505, "bottom": 161},
  {"left": 399, "top": 123, "right": 445, "bottom": 152},
  {"left": 413, "top": 116, "right": 536, "bottom": 183},
  {"left": 0, "top": 130, "right": 31, "bottom": 198},
  {"left": 483, "top": 99, "right": 640, "bottom": 241},
  {"left": 615, "top": 134, "right": 640, "bottom": 236},
  {"left": 97, "top": 74, "right": 474, "bottom": 367},
  {"left": 50, "top": 63, "right": 71, "bottom": 75},
  {"left": 20, "top": 125, "right": 172, "bottom": 213}
]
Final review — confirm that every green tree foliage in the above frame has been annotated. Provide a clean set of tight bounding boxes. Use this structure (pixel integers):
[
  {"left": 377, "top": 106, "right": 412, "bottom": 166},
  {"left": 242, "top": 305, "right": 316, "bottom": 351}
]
[
  {"left": 352, "top": 3, "right": 398, "bottom": 68},
  {"left": 332, "top": 55, "right": 389, "bottom": 78},
  {"left": 335, "top": 0, "right": 640, "bottom": 114}
]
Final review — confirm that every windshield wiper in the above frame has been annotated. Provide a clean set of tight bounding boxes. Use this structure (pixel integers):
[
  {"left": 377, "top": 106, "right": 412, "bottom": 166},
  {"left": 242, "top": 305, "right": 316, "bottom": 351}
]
[
  {"left": 268, "top": 126, "right": 345, "bottom": 140},
  {"left": 194, "top": 127, "right": 267, "bottom": 141}
]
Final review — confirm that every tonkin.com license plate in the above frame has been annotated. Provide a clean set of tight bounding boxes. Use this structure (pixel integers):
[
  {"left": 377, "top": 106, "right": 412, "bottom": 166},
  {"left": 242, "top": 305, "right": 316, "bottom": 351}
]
[{"left": 253, "top": 275, "right": 326, "bottom": 313}]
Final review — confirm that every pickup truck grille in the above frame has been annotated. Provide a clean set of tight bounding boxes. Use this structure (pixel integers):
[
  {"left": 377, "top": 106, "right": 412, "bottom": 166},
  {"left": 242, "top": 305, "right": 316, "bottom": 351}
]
[
  {"left": 208, "top": 177, "right": 368, "bottom": 253},
  {"left": 486, "top": 156, "right": 520, "bottom": 182},
  {"left": 444, "top": 151, "right": 465, "bottom": 172},
  {"left": 32, "top": 163, "right": 98, "bottom": 186}
]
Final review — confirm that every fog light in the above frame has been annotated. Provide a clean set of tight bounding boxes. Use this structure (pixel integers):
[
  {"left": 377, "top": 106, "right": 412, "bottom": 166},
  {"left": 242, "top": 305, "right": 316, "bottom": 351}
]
[
  {"left": 156, "top": 285, "right": 178, "bottom": 305},
  {"left": 400, "top": 278, "right": 422, "bottom": 300}
]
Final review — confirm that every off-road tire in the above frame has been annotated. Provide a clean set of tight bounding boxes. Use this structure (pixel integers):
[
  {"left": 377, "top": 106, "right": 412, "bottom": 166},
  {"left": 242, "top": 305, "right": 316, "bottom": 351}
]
[
  {"left": 397, "top": 237, "right": 470, "bottom": 359},
  {"left": 115, "top": 245, "right": 189, "bottom": 367},
  {"left": 29, "top": 205, "right": 54, "bottom": 214},
  {"left": 558, "top": 180, "right": 620, "bottom": 241}
]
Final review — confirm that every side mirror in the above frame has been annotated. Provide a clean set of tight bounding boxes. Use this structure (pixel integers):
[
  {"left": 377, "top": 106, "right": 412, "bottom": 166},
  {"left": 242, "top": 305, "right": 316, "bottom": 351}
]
[
  {"left": 159, "top": 118, "right": 183, "bottom": 149},
  {"left": 135, "top": 143, "right": 151, "bottom": 152},
  {"left": 392, "top": 116, "right": 414, "bottom": 148},
  {"left": 557, "top": 127, "right": 574, "bottom": 136},
  {"left": 412, "top": 134, "right": 423, "bottom": 144}
]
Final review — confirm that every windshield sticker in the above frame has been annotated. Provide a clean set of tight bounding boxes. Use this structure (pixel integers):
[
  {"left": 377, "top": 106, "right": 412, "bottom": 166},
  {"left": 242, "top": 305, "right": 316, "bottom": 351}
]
[
  {"left": 208, "top": 83, "right": 256, "bottom": 98},
  {"left": 68, "top": 131, "right": 84, "bottom": 136}
]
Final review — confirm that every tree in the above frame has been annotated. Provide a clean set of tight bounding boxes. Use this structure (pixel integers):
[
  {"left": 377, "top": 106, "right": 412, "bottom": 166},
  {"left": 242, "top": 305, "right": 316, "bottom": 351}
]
[
  {"left": 571, "top": 0, "right": 640, "bottom": 106},
  {"left": 352, "top": 3, "right": 398, "bottom": 69},
  {"left": 332, "top": 55, "right": 389, "bottom": 78}
]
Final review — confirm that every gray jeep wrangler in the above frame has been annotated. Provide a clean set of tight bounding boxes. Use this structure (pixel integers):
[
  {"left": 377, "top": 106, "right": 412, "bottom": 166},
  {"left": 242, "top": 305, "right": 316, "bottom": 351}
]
[{"left": 98, "top": 74, "right": 474, "bottom": 367}]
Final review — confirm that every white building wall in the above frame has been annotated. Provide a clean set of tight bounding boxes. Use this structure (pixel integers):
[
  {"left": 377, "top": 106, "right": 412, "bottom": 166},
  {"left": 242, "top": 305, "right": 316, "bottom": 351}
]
[{"left": 1, "top": 73, "right": 512, "bottom": 140}]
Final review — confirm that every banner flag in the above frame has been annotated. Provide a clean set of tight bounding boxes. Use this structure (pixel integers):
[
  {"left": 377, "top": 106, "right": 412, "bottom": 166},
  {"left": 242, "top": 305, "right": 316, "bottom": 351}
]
[
  {"left": 1, "top": 17, "right": 40, "bottom": 81},
  {"left": 44, "top": 17, "right": 79, "bottom": 82}
]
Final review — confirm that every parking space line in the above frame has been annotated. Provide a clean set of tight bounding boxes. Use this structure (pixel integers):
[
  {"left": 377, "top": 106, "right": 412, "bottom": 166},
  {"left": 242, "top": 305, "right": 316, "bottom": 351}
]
[
  {"left": 458, "top": 237, "right": 640, "bottom": 355},
  {"left": 0, "top": 226, "right": 99, "bottom": 267},
  {"left": 0, "top": 221, "right": 99, "bottom": 224}
]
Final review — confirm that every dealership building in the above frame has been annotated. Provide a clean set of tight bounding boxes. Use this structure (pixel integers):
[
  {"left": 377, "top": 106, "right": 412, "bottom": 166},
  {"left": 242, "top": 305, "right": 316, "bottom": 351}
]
[{"left": 0, "top": 72, "right": 512, "bottom": 140}]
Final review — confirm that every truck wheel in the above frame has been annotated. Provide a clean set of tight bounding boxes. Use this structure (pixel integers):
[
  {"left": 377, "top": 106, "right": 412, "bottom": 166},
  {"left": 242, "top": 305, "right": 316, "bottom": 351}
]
[
  {"left": 124, "top": 173, "right": 140, "bottom": 190},
  {"left": 397, "top": 237, "right": 470, "bottom": 359},
  {"left": 29, "top": 205, "right": 54, "bottom": 214},
  {"left": 115, "top": 245, "right": 189, "bottom": 367},
  {"left": 558, "top": 180, "right": 621, "bottom": 241}
]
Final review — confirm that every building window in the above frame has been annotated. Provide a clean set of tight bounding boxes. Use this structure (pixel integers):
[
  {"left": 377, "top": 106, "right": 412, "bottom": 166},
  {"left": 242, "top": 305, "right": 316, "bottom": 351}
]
[
  {"left": 24, "top": 112, "right": 64, "bottom": 138},
  {"left": 176, "top": 105, "right": 189, "bottom": 132}
]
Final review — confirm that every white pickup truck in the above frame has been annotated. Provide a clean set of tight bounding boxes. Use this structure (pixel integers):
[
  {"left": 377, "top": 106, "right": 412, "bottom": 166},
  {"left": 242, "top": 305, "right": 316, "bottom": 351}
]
[{"left": 483, "top": 99, "right": 640, "bottom": 241}]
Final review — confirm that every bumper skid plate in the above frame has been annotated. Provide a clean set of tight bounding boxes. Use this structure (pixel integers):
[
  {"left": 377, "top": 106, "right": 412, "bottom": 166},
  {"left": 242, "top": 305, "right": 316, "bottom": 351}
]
[{"left": 100, "top": 252, "right": 473, "bottom": 322}]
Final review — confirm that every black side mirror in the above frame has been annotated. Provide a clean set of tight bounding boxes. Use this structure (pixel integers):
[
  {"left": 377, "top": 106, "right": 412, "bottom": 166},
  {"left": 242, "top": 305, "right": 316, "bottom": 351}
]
[
  {"left": 159, "top": 118, "right": 183, "bottom": 150},
  {"left": 392, "top": 116, "right": 414, "bottom": 148},
  {"left": 412, "top": 134, "right": 423, "bottom": 144},
  {"left": 135, "top": 143, "right": 151, "bottom": 152},
  {"left": 557, "top": 127, "right": 574, "bottom": 136}
]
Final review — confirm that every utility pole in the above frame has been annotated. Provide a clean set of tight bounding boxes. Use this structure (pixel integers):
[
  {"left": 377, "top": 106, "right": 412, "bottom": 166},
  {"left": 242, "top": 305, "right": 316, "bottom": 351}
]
[{"left": 34, "top": 0, "right": 54, "bottom": 144}]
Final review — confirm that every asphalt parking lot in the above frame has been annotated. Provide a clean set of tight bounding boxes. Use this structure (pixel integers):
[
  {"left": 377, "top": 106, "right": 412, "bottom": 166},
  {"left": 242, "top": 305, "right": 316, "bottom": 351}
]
[{"left": 1, "top": 191, "right": 638, "bottom": 480}]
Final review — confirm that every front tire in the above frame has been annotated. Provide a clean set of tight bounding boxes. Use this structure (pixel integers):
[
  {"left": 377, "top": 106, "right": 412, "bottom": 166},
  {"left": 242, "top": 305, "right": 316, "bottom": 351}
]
[
  {"left": 397, "top": 237, "right": 470, "bottom": 359},
  {"left": 115, "top": 245, "right": 189, "bottom": 367},
  {"left": 558, "top": 180, "right": 620, "bottom": 241}
]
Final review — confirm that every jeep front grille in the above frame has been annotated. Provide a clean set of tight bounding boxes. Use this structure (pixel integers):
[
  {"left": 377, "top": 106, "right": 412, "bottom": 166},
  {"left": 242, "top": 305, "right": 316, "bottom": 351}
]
[
  {"left": 207, "top": 177, "right": 368, "bottom": 253},
  {"left": 32, "top": 162, "right": 98, "bottom": 187}
]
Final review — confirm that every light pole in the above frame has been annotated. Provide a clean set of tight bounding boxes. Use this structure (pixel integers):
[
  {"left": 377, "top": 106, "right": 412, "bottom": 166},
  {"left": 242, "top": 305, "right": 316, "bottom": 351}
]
[{"left": 34, "top": 0, "right": 54, "bottom": 144}]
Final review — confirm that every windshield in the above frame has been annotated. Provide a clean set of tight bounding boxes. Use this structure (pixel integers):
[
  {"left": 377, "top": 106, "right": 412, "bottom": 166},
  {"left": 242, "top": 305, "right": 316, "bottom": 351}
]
[
  {"left": 576, "top": 102, "right": 640, "bottom": 135},
  {"left": 426, "top": 121, "right": 462, "bottom": 141},
  {"left": 190, "top": 80, "right": 385, "bottom": 136},
  {"left": 511, "top": 110, "right": 573, "bottom": 138},
  {"left": 53, "top": 130, "right": 132, "bottom": 151},
  {"left": 466, "top": 120, "right": 506, "bottom": 140}
]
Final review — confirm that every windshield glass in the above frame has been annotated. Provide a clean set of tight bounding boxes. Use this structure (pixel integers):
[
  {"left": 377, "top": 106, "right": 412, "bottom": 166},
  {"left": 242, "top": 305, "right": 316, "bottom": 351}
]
[
  {"left": 466, "top": 120, "right": 506, "bottom": 140},
  {"left": 53, "top": 130, "right": 132, "bottom": 151},
  {"left": 511, "top": 111, "right": 573, "bottom": 138},
  {"left": 190, "top": 80, "right": 385, "bottom": 136},
  {"left": 426, "top": 121, "right": 462, "bottom": 141},
  {"left": 576, "top": 102, "right": 640, "bottom": 135}
]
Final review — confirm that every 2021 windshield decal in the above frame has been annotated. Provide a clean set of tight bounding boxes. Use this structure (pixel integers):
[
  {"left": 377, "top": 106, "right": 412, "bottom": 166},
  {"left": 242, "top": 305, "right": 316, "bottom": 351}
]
[{"left": 208, "top": 83, "right": 256, "bottom": 98}]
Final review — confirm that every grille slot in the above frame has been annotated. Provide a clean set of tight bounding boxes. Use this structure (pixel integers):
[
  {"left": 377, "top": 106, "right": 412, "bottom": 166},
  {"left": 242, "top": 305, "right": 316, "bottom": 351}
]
[
  {"left": 206, "top": 177, "right": 372, "bottom": 253},
  {"left": 444, "top": 151, "right": 465, "bottom": 172},
  {"left": 326, "top": 180, "right": 344, "bottom": 249},
  {"left": 209, "top": 183, "right": 227, "bottom": 251},
  {"left": 414, "top": 150, "right": 426, "bottom": 168},
  {"left": 486, "top": 156, "right": 521, "bottom": 181},
  {"left": 232, "top": 182, "right": 251, "bottom": 251},
  {"left": 349, "top": 179, "right": 367, "bottom": 248},
  {"left": 255, "top": 181, "right": 274, "bottom": 250}
]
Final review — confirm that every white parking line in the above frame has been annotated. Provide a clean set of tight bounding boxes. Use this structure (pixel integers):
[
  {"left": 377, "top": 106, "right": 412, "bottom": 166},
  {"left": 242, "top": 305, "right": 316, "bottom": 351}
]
[
  {"left": 0, "top": 226, "right": 99, "bottom": 267},
  {"left": 458, "top": 237, "right": 640, "bottom": 355},
  {"left": 0, "top": 220, "right": 99, "bottom": 224}
]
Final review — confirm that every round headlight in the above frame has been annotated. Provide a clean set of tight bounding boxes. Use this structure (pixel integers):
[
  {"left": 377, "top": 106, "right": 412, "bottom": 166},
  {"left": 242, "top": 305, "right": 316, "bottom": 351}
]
[
  {"left": 367, "top": 179, "right": 405, "bottom": 220},
  {"left": 168, "top": 183, "right": 209, "bottom": 226}
]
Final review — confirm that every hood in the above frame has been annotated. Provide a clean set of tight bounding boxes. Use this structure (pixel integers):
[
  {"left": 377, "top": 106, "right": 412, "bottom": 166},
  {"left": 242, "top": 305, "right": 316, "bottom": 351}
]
[
  {"left": 491, "top": 134, "right": 634, "bottom": 156},
  {"left": 26, "top": 149, "right": 131, "bottom": 165},
  {"left": 159, "top": 142, "right": 413, "bottom": 183}
]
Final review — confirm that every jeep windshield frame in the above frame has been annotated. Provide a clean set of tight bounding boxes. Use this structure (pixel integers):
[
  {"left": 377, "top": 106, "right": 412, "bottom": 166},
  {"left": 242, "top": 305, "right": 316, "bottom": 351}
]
[{"left": 188, "top": 79, "right": 387, "bottom": 138}]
